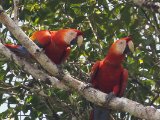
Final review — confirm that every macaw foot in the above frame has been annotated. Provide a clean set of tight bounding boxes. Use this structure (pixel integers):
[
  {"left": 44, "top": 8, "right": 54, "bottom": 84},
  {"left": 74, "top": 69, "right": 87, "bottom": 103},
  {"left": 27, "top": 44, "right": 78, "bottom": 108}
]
[
  {"left": 36, "top": 47, "right": 44, "bottom": 52},
  {"left": 105, "top": 92, "right": 115, "bottom": 108},
  {"left": 80, "top": 83, "right": 93, "bottom": 91}
]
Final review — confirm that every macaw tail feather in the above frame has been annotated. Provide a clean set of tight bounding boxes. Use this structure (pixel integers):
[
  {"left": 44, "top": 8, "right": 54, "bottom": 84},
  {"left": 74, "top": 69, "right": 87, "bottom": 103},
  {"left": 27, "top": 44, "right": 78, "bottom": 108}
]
[
  {"left": 90, "top": 105, "right": 110, "bottom": 120},
  {"left": 5, "top": 44, "right": 31, "bottom": 58}
]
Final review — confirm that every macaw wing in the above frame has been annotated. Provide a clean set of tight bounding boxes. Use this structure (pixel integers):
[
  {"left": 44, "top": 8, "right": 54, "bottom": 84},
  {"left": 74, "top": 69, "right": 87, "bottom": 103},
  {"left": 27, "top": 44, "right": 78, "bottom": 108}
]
[
  {"left": 119, "top": 68, "right": 128, "bottom": 97},
  {"left": 90, "top": 61, "right": 100, "bottom": 87},
  {"left": 30, "top": 30, "right": 52, "bottom": 48}
]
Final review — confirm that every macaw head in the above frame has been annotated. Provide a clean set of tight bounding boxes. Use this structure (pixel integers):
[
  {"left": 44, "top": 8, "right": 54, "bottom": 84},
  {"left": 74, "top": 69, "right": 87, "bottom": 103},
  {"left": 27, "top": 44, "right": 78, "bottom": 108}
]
[
  {"left": 109, "top": 36, "right": 134, "bottom": 56},
  {"left": 105, "top": 36, "right": 134, "bottom": 64},
  {"left": 53, "top": 29, "right": 83, "bottom": 47}
]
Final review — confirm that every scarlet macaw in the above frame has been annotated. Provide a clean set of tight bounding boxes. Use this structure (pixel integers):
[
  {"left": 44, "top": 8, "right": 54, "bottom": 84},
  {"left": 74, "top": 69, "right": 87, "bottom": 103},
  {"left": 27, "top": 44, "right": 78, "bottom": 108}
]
[
  {"left": 89, "top": 36, "right": 134, "bottom": 120},
  {"left": 5, "top": 29, "right": 83, "bottom": 64}
]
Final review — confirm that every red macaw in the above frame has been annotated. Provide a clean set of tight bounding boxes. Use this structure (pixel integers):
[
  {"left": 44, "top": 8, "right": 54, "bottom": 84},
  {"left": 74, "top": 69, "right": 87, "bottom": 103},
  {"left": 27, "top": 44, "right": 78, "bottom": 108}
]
[
  {"left": 89, "top": 36, "right": 134, "bottom": 120},
  {"left": 5, "top": 29, "right": 83, "bottom": 64}
]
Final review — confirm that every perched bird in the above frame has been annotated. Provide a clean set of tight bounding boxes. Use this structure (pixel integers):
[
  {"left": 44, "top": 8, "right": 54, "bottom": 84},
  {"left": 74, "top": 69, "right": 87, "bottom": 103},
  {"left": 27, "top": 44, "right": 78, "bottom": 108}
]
[
  {"left": 5, "top": 29, "right": 83, "bottom": 64},
  {"left": 89, "top": 36, "right": 134, "bottom": 120}
]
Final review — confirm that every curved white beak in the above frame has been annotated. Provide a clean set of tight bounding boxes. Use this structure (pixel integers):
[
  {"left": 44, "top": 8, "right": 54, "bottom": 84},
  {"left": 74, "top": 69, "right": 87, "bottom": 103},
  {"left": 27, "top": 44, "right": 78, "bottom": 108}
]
[
  {"left": 128, "top": 40, "right": 134, "bottom": 53},
  {"left": 77, "top": 35, "right": 83, "bottom": 47}
]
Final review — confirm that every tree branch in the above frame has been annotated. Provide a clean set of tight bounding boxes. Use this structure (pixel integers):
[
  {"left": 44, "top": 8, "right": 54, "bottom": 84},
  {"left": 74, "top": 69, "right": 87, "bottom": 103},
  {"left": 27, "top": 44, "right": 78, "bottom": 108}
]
[
  {"left": 132, "top": 0, "right": 160, "bottom": 13},
  {"left": 0, "top": 5, "right": 160, "bottom": 120},
  {"left": 0, "top": 6, "right": 59, "bottom": 76},
  {"left": 0, "top": 43, "right": 68, "bottom": 90},
  {"left": 13, "top": 0, "right": 19, "bottom": 24}
]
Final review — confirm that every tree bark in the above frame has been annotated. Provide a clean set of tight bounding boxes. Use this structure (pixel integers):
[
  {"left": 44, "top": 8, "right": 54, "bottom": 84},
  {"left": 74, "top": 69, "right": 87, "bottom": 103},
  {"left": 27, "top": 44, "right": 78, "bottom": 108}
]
[{"left": 0, "top": 5, "right": 160, "bottom": 120}]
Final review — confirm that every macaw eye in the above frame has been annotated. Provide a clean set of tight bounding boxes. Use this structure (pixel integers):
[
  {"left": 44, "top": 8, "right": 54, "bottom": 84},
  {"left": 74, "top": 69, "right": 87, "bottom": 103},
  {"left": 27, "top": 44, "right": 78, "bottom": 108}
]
[
  {"left": 120, "top": 41, "right": 123, "bottom": 44},
  {"left": 70, "top": 32, "right": 76, "bottom": 36}
]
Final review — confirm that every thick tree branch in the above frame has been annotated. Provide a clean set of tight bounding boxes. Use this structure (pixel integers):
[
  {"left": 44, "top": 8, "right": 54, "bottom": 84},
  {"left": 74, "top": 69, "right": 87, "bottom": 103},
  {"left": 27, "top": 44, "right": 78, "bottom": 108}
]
[
  {"left": 0, "top": 43, "right": 68, "bottom": 90},
  {"left": 0, "top": 6, "right": 160, "bottom": 120},
  {"left": 0, "top": 44, "right": 84, "bottom": 119},
  {"left": 0, "top": 6, "right": 58, "bottom": 76}
]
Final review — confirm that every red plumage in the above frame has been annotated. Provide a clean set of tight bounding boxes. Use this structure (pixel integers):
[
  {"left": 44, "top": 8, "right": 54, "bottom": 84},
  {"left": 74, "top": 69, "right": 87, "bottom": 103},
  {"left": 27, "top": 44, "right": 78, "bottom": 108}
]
[
  {"left": 90, "top": 61, "right": 128, "bottom": 96},
  {"left": 89, "top": 36, "right": 134, "bottom": 120},
  {"left": 5, "top": 29, "right": 83, "bottom": 64}
]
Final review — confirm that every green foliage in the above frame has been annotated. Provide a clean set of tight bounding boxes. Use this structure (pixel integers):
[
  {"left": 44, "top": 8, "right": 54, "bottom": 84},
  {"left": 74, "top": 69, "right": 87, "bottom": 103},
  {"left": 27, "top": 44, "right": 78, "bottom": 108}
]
[{"left": 0, "top": 0, "right": 160, "bottom": 120}]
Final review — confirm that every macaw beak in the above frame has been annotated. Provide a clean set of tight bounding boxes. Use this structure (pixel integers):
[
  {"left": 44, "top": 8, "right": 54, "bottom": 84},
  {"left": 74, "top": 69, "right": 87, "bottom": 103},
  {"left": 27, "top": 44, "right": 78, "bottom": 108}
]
[
  {"left": 128, "top": 40, "right": 134, "bottom": 53},
  {"left": 123, "top": 40, "right": 134, "bottom": 54},
  {"left": 70, "top": 35, "right": 83, "bottom": 47},
  {"left": 77, "top": 35, "right": 83, "bottom": 47}
]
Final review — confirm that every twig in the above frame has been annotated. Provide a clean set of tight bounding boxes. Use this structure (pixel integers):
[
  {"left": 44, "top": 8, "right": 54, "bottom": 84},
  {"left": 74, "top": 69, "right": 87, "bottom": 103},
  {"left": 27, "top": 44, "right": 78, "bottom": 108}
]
[
  {"left": 140, "top": 8, "right": 160, "bottom": 36},
  {"left": 86, "top": 15, "right": 103, "bottom": 56},
  {"left": 132, "top": 0, "right": 160, "bottom": 13}
]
